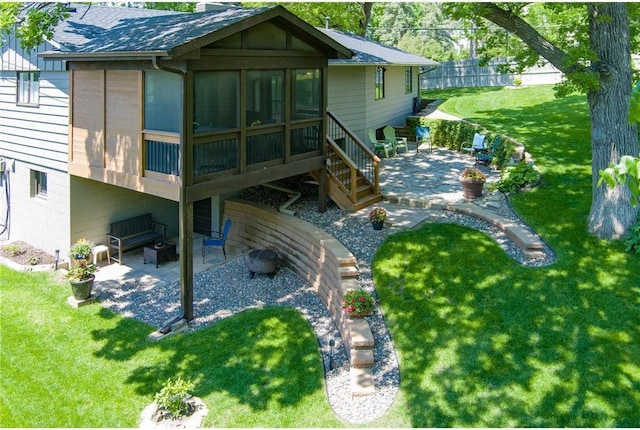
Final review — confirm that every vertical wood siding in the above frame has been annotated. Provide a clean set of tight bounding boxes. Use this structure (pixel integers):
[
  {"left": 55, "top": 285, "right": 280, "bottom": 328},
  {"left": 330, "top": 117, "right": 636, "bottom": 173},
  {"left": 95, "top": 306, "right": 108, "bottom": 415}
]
[
  {"left": 1, "top": 39, "right": 64, "bottom": 72},
  {"left": 71, "top": 70, "right": 104, "bottom": 168},
  {"left": 105, "top": 70, "right": 141, "bottom": 175}
]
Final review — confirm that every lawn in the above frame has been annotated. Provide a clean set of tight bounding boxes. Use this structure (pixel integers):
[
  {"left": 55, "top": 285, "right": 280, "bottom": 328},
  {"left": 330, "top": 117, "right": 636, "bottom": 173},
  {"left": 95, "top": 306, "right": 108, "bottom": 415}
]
[
  {"left": 371, "top": 85, "right": 640, "bottom": 426},
  {"left": 0, "top": 267, "right": 345, "bottom": 427},
  {"left": 2, "top": 85, "right": 638, "bottom": 427}
]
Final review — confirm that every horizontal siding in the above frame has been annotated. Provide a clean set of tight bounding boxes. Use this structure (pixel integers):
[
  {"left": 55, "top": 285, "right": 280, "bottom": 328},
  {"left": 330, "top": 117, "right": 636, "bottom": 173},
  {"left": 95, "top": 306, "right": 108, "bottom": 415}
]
[
  {"left": 365, "top": 66, "right": 415, "bottom": 130},
  {"left": 327, "top": 66, "right": 367, "bottom": 141},
  {"left": 0, "top": 71, "right": 69, "bottom": 172}
]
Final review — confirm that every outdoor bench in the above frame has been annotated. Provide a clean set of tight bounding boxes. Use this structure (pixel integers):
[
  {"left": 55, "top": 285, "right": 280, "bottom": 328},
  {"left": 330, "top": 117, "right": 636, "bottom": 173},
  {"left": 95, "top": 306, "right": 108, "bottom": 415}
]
[{"left": 107, "top": 213, "right": 166, "bottom": 264}]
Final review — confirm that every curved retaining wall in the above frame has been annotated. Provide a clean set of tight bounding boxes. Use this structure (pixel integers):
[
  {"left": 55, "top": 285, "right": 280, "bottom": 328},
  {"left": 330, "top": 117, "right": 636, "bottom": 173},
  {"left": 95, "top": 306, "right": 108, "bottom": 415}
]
[{"left": 224, "top": 199, "right": 375, "bottom": 369}]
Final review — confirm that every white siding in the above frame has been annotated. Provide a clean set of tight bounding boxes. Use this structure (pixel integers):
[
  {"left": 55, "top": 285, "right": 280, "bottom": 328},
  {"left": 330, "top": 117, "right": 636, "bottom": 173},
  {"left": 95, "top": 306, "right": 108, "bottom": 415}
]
[
  {"left": 0, "top": 67, "right": 71, "bottom": 255},
  {"left": 1, "top": 159, "right": 71, "bottom": 257},
  {"left": 0, "top": 71, "right": 70, "bottom": 172},
  {"left": 328, "top": 65, "right": 418, "bottom": 143}
]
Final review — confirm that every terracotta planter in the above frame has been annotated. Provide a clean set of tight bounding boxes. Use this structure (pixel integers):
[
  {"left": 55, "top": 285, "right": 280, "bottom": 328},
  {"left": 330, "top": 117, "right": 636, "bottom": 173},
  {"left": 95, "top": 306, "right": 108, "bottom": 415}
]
[
  {"left": 69, "top": 277, "right": 95, "bottom": 300},
  {"left": 460, "top": 178, "right": 485, "bottom": 199},
  {"left": 372, "top": 220, "right": 384, "bottom": 230}
]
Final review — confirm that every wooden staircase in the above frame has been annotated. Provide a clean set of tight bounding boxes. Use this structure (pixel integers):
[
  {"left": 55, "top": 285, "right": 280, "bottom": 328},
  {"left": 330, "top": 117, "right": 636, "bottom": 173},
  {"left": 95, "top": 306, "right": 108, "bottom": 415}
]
[{"left": 315, "top": 112, "right": 382, "bottom": 212}]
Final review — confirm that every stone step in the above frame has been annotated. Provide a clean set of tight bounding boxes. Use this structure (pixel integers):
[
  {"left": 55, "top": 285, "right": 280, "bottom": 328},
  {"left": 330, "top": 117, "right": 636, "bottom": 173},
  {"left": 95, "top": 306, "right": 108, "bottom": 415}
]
[
  {"left": 350, "top": 348, "right": 374, "bottom": 368},
  {"left": 350, "top": 367, "right": 375, "bottom": 397}
]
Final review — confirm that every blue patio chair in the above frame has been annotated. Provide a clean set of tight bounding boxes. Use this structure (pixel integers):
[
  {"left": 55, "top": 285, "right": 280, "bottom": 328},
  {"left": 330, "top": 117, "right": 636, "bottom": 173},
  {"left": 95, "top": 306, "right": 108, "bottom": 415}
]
[
  {"left": 202, "top": 219, "right": 232, "bottom": 263},
  {"left": 416, "top": 125, "right": 431, "bottom": 153}
]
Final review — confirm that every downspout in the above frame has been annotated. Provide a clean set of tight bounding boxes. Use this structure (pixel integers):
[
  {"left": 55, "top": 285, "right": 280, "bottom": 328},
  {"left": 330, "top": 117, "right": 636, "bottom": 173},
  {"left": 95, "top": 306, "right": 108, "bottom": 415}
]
[
  {"left": 152, "top": 56, "right": 194, "bottom": 327},
  {"left": 262, "top": 183, "right": 301, "bottom": 216}
]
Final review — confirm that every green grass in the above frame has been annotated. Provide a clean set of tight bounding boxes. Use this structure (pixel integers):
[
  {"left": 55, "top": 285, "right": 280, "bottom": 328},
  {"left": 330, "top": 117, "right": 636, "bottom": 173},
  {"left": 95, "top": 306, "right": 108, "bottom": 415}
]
[
  {"left": 0, "top": 266, "right": 344, "bottom": 427},
  {"left": 371, "top": 85, "right": 640, "bottom": 426}
]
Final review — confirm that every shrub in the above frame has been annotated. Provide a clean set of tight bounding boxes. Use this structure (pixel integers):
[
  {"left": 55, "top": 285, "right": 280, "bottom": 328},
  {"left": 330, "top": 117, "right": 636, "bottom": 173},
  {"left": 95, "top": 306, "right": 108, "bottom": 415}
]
[
  {"left": 623, "top": 216, "right": 640, "bottom": 254},
  {"left": 492, "top": 161, "right": 539, "bottom": 194},
  {"left": 154, "top": 377, "right": 195, "bottom": 420}
]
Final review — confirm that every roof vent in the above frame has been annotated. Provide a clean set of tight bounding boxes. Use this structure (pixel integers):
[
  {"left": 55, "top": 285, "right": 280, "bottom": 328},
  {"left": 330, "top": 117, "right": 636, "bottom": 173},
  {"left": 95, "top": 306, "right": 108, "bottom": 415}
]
[
  {"left": 325, "top": 16, "right": 330, "bottom": 29},
  {"left": 196, "top": 2, "right": 237, "bottom": 13}
]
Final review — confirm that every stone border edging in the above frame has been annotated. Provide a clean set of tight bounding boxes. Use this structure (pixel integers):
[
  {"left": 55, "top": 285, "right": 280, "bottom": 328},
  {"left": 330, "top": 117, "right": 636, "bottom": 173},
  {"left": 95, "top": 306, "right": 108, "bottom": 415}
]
[
  {"left": 224, "top": 199, "right": 376, "bottom": 395},
  {"left": 383, "top": 194, "right": 546, "bottom": 260}
]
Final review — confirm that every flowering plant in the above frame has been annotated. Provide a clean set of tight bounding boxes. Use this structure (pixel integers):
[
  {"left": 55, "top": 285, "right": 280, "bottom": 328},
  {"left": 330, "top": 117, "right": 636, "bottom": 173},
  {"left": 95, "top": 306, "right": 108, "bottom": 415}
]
[
  {"left": 460, "top": 167, "right": 486, "bottom": 182},
  {"left": 69, "top": 238, "right": 95, "bottom": 260},
  {"left": 341, "top": 289, "right": 375, "bottom": 317},
  {"left": 368, "top": 207, "right": 387, "bottom": 223}
]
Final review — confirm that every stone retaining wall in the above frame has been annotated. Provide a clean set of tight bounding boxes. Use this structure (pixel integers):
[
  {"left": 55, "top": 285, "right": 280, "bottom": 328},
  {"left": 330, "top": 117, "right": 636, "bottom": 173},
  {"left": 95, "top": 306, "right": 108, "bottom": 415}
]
[{"left": 224, "top": 199, "right": 375, "bottom": 368}]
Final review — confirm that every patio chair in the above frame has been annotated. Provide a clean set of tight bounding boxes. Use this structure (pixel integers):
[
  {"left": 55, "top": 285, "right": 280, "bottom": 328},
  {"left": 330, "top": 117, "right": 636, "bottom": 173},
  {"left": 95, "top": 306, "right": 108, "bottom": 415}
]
[
  {"left": 202, "top": 218, "right": 232, "bottom": 263},
  {"left": 383, "top": 125, "right": 408, "bottom": 154},
  {"left": 476, "top": 137, "right": 502, "bottom": 165},
  {"left": 368, "top": 129, "right": 394, "bottom": 158},
  {"left": 416, "top": 125, "right": 431, "bottom": 153},
  {"left": 461, "top": 132, "right": 486, "bottom": 158}
]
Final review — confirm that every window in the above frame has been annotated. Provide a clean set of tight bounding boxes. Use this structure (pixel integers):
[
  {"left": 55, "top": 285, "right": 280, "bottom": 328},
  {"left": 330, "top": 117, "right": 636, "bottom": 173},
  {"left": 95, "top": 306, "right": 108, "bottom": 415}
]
[
  {"left": 144, "top": 71, "right": 181, "bottom": 133},
  {"left": 31, "top": 170, "right": 47, "bottom": 198},
  {"left": 405, "top": 67, "right": 413, "bottom": 94},
  {"left": 292, "top": 69, "right": 321, "bottom": 120},
  {"left": 194, "top": 71, "right": 240, "bottom": 132},
  {"left": 246, "top": 70, "right": 284, "bottom": 126},
  {"left": 375, "top": 67, "right": 385, "bottom": 100},
  {"left": 17, "top": 71, "right": 39, "bottom": 106}
]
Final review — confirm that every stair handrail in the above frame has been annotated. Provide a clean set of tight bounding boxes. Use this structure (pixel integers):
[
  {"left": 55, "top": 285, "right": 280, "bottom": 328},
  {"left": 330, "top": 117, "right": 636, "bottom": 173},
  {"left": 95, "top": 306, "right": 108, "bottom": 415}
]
[
  {"left": 327, "top": 111, "right": 378, "bottom": 159},
  {"left": 326, "top": 136, "right": 360, "bottom": 201},
  {"left": 327, "top": 111, "right": 380, "bottom": 195}
]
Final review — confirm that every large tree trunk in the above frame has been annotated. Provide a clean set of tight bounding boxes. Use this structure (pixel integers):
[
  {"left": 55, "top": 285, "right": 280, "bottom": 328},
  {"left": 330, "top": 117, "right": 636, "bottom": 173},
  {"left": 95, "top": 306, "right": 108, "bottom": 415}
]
[{"left": 586, "top": 3, "right": 639, "bottom": 239}]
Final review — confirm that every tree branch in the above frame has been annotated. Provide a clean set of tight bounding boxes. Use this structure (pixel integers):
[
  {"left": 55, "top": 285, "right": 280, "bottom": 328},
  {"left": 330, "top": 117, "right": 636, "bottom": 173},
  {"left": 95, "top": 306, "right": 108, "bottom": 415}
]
[{"left": 473, "top": 3, "right": 577, "bottom": 73}]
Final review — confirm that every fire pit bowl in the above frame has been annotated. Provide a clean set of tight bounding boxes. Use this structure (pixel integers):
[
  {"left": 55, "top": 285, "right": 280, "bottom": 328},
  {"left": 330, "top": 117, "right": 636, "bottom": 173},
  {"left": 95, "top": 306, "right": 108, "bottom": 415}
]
[{"left": 246, "top": 249, "right": 279, "bottom": 278}]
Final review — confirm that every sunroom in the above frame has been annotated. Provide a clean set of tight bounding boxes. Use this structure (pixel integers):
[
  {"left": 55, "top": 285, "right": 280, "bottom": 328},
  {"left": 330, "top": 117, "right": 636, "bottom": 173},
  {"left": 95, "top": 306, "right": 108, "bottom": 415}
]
[{"left": 42, "top": 5, "right": 352, "bottom": 319}]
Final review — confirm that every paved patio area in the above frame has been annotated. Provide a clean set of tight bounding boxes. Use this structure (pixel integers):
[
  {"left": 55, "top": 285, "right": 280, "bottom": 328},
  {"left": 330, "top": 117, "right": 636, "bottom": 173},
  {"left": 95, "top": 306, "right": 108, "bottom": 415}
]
[{"left": 94, "top": 137, "right": 514, "bottom": 286}]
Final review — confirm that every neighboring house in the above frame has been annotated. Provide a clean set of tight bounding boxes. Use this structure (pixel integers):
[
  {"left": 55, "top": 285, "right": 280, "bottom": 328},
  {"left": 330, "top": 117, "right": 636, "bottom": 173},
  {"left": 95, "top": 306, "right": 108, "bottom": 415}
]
[
  {"left": 0, "top": 3, "right": 434, "bottom": 319},
  {"left": 319, "top": 27, "right": 439, "bottom": 143}
]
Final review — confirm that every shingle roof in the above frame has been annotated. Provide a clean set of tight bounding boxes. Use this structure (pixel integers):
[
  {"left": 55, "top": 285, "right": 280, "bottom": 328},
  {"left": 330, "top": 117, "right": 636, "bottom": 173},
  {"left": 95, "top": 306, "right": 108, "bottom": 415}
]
[
  {"left": 317, "top": 28, "right": 438, "bottom": 67},
  {"left": 52, "top": 3, "right": 266, "bottom": 54}
]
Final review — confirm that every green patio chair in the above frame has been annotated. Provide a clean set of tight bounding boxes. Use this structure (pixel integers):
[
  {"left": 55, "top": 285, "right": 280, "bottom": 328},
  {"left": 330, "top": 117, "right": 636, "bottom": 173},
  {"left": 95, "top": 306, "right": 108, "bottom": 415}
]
[
  {"left": 383, "top": 125, "right": 408, "bottom": 154},
  {"left": 368, "top": 129, "right": 393, "bottom": 158}
]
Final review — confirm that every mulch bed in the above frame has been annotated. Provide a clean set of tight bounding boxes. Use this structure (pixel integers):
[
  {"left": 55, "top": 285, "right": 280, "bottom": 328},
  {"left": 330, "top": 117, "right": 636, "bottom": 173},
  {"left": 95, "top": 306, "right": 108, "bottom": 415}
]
[{"left": 0, "top": 241, "right": 57, "bottom": 266}]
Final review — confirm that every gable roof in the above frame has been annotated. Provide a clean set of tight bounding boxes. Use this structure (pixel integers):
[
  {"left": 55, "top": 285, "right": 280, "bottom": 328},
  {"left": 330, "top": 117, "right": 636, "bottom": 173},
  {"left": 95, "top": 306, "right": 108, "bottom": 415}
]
[
  {"left": 317, "top": 28, "right": 438, "bottom": 67},
  {"left": 41, "top": 3, "right": 351, "bottom": 61}
]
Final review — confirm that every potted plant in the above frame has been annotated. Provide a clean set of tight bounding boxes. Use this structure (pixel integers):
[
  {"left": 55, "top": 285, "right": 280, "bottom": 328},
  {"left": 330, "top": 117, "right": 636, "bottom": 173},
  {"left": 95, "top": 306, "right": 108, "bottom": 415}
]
[
  {"left": 459, "top": 167, "right": 486, "bottom": 199},
  {"left": 66, "top": 238, "right": 97, "bottom": 300},
  {"left": 341, "top": 289, "right": 375, "bottom": 318},
  {"left": 368, "top": 207, "right": 387, "bottom": 230},
  {"left": 69, "top": 238, "right": 94, "bottom": 262}
]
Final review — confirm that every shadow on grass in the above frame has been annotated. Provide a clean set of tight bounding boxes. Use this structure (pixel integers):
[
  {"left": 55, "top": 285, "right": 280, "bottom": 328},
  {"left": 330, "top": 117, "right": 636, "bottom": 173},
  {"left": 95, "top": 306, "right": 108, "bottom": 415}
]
[
  {"left": 90, "top": 306, "right": 324, "bottom": 413},
  {"left": 374, "top": 223, "right": 640, "bottom": 427}
]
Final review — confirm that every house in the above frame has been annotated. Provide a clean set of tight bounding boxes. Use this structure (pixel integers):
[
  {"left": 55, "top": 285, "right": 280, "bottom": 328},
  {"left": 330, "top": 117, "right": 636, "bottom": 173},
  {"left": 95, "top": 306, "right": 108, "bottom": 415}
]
[
  {"left": 320, "top": 27, "right": 439, "bottom": 143},
  {"left": 0, "top": 3, "right": 435, "bottom": 320}
]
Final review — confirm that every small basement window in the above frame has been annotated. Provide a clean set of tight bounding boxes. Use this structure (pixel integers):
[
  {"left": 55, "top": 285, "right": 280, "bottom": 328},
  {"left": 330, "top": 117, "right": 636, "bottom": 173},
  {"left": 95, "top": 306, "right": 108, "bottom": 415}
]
[{"left": 31, "top": 170, "right": 47, "bottom": 198}]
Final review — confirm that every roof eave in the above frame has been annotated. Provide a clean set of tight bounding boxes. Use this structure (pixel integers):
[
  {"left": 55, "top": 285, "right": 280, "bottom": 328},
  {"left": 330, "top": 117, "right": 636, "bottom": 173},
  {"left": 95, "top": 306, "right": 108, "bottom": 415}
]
[{"left": 39, "top": 50, "right": 171, "bottom": 61}]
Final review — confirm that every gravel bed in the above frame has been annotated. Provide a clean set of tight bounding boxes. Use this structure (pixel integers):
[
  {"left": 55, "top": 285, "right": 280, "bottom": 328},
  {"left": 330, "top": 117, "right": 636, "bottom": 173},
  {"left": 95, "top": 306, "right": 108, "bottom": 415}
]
[{"left": 100, "top": 184, "right": 555, "bottom": 425}]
